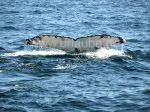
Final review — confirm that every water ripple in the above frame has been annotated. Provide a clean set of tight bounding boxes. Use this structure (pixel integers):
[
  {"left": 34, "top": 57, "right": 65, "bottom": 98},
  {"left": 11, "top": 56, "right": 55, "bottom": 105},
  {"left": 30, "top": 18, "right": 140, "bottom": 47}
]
[{"left": 0, "top": 26, "right": 18, "bottom": 31}]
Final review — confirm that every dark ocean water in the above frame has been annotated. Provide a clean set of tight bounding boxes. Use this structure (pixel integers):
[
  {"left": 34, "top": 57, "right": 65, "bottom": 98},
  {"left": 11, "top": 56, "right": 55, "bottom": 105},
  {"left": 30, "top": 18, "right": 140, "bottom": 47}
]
[{"left": 0, "top": 0, "right": 150, "bottom": 112}]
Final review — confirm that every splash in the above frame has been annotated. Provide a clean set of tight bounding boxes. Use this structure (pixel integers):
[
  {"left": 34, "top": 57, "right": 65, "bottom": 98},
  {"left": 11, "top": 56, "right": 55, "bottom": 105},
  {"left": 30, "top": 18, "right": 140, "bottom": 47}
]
[
  {"left": 55, "top": 64, "right": 77, "bottom": 70},
  {"left": 1, "top": 50, "right": 66, "bottom": 56},
  {"left": 0, "top": 48, "right": 127, "bottom": 59},
  {"left": 82, "top": 48, "right": 127, "bottom": 59}
]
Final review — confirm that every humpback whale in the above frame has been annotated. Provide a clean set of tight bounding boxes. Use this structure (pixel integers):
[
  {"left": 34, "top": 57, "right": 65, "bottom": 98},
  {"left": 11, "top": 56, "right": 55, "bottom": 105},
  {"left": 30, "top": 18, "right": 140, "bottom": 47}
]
[{"left": 24, "top": 34, "right": 126, "bottom": 53}]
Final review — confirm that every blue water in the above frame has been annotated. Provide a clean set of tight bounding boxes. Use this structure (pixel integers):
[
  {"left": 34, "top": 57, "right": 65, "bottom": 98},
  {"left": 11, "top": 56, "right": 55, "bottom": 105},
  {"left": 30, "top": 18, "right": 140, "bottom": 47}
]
[{"left": 0, "top": 0, "right": 150, "bottom": 112}]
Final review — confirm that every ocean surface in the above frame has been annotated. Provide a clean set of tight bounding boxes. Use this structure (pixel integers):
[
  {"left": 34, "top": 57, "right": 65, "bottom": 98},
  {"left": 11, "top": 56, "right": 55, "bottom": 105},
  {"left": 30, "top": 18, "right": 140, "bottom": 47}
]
[{"left": 0, "top": 0, "right": 150, "bottom": 112}]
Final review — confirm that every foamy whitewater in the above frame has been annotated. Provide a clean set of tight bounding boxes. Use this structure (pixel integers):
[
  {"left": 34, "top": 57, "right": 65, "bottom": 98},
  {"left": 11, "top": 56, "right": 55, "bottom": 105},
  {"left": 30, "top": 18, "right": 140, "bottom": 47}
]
[
  {"left": 0, "top": 48, "right": 127, "bottom": 59},
  {"left": 1, "top": 50, "right": 66, "bottom": 56}
]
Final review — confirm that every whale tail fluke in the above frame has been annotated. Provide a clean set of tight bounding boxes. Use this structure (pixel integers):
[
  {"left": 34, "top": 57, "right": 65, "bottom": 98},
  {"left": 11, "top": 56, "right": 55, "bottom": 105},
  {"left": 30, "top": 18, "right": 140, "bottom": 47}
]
[{"left": 24, "top": 34, "right": 126, "bottom": 53}]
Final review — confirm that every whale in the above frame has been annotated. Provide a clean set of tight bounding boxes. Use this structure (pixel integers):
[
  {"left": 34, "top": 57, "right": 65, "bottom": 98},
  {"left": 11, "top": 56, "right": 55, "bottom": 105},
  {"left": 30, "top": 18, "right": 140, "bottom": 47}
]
[{"left": 24, "top": 34, "right": 126, "bottom": 53}]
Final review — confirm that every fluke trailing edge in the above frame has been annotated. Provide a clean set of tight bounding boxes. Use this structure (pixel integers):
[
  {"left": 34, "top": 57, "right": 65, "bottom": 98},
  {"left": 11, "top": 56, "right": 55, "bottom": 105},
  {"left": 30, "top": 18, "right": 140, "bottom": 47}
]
[{"left": 24, "top": 34, "right": 126, "bottom": 53}]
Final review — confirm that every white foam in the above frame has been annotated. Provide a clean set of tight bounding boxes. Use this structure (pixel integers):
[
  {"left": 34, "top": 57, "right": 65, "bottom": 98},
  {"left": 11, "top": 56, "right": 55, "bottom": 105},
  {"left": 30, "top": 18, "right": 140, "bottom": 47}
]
[
  {"left": 1, "top": 50, "right": 66, "bottom": 56},
  {"left": 82, "top": 48, "right": 127, "bottom": 59},
  {"left": 55, "top": 64, "right": 77, "bottom": 70},
  {"left": 0, "top": 48, "right": 127, "bottom": 59}
]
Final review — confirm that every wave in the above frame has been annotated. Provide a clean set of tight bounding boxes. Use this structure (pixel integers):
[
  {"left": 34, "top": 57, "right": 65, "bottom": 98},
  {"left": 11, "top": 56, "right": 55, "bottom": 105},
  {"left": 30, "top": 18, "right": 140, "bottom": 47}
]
[
  {"left": 0, "top": 48, "right": 128, "bottom": 59},
  {"left": 0, "top": 26, "right": 18, "bottom": 31},
  {"left": 0, "top": 47, "right": 5, "bottom": 50},
  {"left": 82, "top": 49, "right": 127, "bottom": 59},
  {"left": 126, "top": 49, "right": 150, "bottom": 60},
  {"left": 30, "top": 10, "right": 43, "bottom": 14},
  {"left": 0, "top": 50, "right": 66, "bottom": 57},
  {"left": 127, "top": 39, "right": 150, "bottom": 44}
]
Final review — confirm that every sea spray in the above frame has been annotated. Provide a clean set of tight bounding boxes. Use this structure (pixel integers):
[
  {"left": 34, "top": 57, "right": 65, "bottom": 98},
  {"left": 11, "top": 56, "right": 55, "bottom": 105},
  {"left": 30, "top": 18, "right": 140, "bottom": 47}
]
[
  {"left": 83, "top": 48, "right": 126, "bottom": 59},
  {"left": 121, "top": 44, "right": 124, "bottom": 52},
  {"left": 0, "top": 48, "right": 127, "bottom": 59}
]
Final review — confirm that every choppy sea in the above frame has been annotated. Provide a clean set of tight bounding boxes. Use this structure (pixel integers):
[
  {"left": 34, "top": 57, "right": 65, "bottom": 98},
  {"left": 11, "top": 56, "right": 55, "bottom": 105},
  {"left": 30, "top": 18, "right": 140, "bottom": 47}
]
[{"left": 0, "top": 0, "right": 150, "bottom": 112}]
